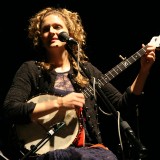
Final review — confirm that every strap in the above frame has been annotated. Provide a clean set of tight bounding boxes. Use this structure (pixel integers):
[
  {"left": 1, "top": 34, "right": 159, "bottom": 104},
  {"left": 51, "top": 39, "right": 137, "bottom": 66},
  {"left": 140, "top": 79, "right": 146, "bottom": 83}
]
[{"left": 72, "top": 108, "right": 85, "bottom": 147}]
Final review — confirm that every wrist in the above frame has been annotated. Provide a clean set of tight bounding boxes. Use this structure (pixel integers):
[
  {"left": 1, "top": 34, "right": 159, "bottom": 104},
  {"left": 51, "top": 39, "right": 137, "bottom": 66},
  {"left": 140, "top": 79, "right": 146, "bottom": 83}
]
[
  {"left": 57, "top": 97, "right": 63, "bottom": 107},
  {"left": 139, "top": 68, "right": 150, "bottom": 77}
]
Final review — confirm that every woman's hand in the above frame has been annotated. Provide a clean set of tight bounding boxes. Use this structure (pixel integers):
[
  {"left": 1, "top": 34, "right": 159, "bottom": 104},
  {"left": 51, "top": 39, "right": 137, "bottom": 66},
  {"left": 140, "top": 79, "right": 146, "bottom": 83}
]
[
  {"left": 131, "top": 43, "right": 156, "bottom": 95},
  {"left": 58, "top": 92, "right": 85, "bottom": 109},
  {"left": 140, "top": 44, "right": 156, "bottom": 73}
]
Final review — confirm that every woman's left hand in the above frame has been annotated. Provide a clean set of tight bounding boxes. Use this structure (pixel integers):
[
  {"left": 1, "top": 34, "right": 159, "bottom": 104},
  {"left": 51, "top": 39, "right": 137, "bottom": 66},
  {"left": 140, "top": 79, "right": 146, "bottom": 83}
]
[{"left": 140, "top": 44, "right": 156, "bottom": 73}]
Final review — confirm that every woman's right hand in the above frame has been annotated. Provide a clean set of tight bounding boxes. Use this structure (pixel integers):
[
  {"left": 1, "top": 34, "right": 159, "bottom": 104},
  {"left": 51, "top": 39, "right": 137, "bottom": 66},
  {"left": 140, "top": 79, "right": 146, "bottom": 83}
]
[{"left": 58, "top": 92, "right": 85, "bottom": 109}]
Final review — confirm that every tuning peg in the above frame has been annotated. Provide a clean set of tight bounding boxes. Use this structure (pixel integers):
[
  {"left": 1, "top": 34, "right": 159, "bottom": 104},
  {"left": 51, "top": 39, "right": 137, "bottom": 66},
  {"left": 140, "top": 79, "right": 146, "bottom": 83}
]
[{"left": 119, "top": 55, "right": 126, "bottom": 61}]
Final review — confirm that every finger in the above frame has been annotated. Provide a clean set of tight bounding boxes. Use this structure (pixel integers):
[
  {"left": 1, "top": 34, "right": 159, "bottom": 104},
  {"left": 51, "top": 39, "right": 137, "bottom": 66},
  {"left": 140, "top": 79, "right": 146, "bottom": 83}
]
[{"left": 75, "top": 92, "right": 85, "bottom": 99}]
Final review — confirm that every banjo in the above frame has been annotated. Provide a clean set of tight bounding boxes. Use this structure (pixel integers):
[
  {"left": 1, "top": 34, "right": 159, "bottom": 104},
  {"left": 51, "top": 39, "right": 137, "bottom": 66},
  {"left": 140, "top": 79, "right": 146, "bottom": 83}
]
[
  {"left": 15, "top": 36, "right": 160, "bottom": 155},
  {"left": 16, "top": 94, "right": 80, "bottom": 155}
]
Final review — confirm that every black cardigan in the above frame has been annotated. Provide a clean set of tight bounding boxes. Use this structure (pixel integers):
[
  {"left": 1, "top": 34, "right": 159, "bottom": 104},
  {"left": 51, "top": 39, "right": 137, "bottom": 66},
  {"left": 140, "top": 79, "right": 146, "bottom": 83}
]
[{"left": 2, "top": 60, "right": 141, "bottom": 145}]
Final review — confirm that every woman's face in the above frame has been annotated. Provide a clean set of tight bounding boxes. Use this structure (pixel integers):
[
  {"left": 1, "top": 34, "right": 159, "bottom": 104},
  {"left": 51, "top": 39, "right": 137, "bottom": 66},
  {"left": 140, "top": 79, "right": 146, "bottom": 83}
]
[{"left": 40, "top": 14, "right": 69, "bottom": 49}]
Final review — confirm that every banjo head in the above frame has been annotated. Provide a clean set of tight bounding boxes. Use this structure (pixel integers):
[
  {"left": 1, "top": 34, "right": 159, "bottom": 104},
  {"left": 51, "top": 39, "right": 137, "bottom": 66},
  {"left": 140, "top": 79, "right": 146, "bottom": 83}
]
[{"left": 16, "top": 94, "right": 79, "bottom": 154}]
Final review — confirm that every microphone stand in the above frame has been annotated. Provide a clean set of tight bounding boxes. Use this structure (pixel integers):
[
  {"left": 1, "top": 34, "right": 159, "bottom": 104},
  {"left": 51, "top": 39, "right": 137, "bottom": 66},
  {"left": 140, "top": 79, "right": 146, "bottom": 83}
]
[
  {"left": 66, "top": 44, "right": 147, "bottom": 159},
  {"left": 21, "top": 122, "right": 65, "bottom": 160}
]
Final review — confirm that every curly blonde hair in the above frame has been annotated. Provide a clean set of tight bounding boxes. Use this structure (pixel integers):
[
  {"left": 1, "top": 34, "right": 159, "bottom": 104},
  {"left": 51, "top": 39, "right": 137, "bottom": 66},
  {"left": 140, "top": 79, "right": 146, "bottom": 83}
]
[{"left": 28, "top": 7, "right": 89, "bottom": 86}]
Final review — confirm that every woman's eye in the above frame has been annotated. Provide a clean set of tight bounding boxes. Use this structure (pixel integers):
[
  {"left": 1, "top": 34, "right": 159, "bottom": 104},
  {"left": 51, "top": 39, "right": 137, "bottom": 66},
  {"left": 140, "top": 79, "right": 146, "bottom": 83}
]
[
  {"left": 54, "top": 25, "right": 62, "bottom": 30},
  {"left": 42, "top": 26, "right": 50, "bottom": 33},
  {"left": 41, "top": 25, "right": 62, "bottom": 33}
]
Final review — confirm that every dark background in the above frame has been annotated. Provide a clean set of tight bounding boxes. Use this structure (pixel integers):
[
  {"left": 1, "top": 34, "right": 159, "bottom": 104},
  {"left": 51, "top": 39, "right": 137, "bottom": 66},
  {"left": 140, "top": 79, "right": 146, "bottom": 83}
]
[{"left": 0, "top": 1, "right": 160, "bottom": 159}]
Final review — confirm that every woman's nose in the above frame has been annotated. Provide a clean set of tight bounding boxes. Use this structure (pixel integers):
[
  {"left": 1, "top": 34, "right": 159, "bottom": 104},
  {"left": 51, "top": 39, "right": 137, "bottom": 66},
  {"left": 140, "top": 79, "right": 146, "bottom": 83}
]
[{"left": 49, "top": 26, "right": 55, "bottom": 33}]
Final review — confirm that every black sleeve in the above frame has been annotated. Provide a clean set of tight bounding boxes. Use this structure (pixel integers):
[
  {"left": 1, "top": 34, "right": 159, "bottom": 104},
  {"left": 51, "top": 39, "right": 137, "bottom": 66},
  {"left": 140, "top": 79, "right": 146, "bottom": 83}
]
[
  {"left": 2, "top": 61, "right": 38, "bottom": 124},
  {"left": 83, "top": 62, "right": 143, "bottom": 111}
]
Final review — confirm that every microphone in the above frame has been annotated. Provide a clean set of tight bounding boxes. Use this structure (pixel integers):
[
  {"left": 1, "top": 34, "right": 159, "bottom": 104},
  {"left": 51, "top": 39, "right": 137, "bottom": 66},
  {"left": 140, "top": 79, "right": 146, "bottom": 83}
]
[
  {"left": 121, "top": 121, "right": 147, "bottom": 158},
  {"left": 58, "top": 31, "right": 78, "bottom": 45}
]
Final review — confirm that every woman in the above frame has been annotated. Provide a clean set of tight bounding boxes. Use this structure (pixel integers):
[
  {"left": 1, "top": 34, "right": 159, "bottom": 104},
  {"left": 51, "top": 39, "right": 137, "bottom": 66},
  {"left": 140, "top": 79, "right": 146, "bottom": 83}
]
[{"left": 1, "top": 7, "right": 156, "bottom": 160}]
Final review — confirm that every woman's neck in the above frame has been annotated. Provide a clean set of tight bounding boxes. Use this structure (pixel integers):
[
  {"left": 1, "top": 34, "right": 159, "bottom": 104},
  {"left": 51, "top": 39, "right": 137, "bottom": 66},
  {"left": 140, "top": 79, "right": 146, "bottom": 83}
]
[
  {"left": 47, "top": 50, "right": 70, "bottom": 73},
  {"left": 54, "top": 61, "right": 70, "bottom": 73}
]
